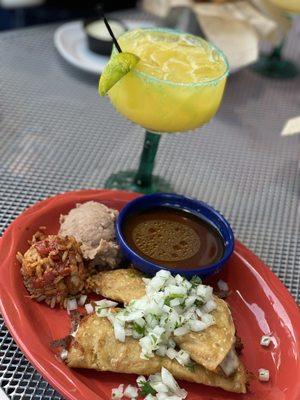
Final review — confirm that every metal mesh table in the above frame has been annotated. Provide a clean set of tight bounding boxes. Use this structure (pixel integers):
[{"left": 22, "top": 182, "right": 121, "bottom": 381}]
[{"left": 0, "top": 9, "right": 299, "bottom": 400}]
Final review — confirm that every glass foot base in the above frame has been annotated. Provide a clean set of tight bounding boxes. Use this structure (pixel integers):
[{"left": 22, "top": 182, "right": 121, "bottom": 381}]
[
  {"left": 105, "top": 170, "right": 173, "bottom": 194},
  {"left": 252, "top": 56, "right": 298, "bottom": 79}
]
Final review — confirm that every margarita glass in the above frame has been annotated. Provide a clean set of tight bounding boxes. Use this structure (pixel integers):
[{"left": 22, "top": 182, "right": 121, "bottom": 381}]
[
  {"left": 253, "top": 0, "right": 299, "bottom": 79},
  {"left": 105, "top": 28, "right": 229, "bottom": 193},
  {"left": 268, "top": 0, "right": 300, "bottom": 13}
]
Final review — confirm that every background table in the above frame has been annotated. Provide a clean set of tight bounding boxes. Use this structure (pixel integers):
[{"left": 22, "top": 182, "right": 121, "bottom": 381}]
[{"left": 0, "top": 9, "right": 300, "bottom": 400}]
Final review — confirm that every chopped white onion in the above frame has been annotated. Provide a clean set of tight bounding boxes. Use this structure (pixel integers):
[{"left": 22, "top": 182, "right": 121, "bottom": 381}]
[
  {"left": 202, "top": 299, "right": 216, "bottom": 313},
  {"left": 161, "top": 367, "right": 180, "bottom": 392},
  {"left": 175, "top": 274, "right": 183, "bottom": 284},
  {"left": 135, "top": 368, "right": 188, "bottom": 400},
  {"left": 144, "top": 395, "right": 156, "bottom": 400},
  {"left": 260, "top": 335, "right": 272, "bottom": 347},
  {"left": 107, "top": 314, "right": 116, "bottom": 324},
  {"left": 85, "top": 303, "right": 94, "bottom": 314},
  {"left": 184, "top": 295, "right": 196, "bottom": 308},
  {"left": 157, "top": 396, "right": 184, "bottom": 400},
  {"left": 201, "top": 314, "right": 215, "bottom": 326},
  {"left": 175, "top": 350, "right": 190, "bottom": 366},
  {"left": 258, "top": 368, "right": 270, "bottom": 382},
  {"left": 167, "top": 311, "right": 179, "bottom": 329},
  {"left": 167, "top": 285, "right": 186, "bottom": 296},
  {"left": 70, "top": 326, "right": 79, "bottom": 338},
  {"left": 136, "top": 375, "right": 146, "bottom": 387},
  {"left": 136, "top": 318, "right": 146, "bottom": 327},
  {"left": 150, "top": 276, "right": 166, "bottom": 291},
  {"left": 156, "top": 345, "right": 167, "bottom": 357},
  {"left": 153, "top": 326, "right": 165, "bottom": 336},
  {"left": 151, "top": 382, "right": 168, "bottom": 393},
  {"left": 111, "top": 384, "right": 124, "bottom": 399},
  {"left": 118, "top": 310, "right": 144, "bottom": 322},
  {"left": 149, "top": 373, "right": 161, "bottom": 384},
  {"left": 60, "top": 349, "right": 68, "bottom": 360},
  {"left": 125, "top": 328, "right": 133, "bottom": 336},
  {"left": 67, "top": 298, "right": 77, "bottom": 312},
  {"left": 195, "top": 308, "right": 203, "bottom": 318},
  {"left": 155, "top": 394, "right": 167, "bottom": 400},
  {"left": 170, "top": 298, "right": 181, "bottom": 307},
  {"left": 189, "top": 320, "right": 207, "bottom": 332},
  {"left": 220, "top": 349, "right": 239, "bottom": 376},
  {"left": 196, "top": 285, "right": 207, "bottom": 298},
  {"left": 78, "top": 294, "right": 87, "bottom": 306},
  {"left": 113, "top": 321, "right": 125, "bottom": 343},
  {"left": 161, "top": 367, "right": 187, "bottom": 398},
  {"left": 202, "top": 285, "right": 213, "bottom": 299},
  {"left": 174, "top": 326, "right": 189, "bottom": 336},
  {"left": 166, "top": 348, "right": 177, "bottom": 360},
  {"left": 95, "top": 299, "right": 118, "bottom": 308},
  {"left": 97, "top": 308, "right": 110, "bottom": 318},
  {"left": 162, "top": 305, "right": 171, "bottom": 313},
  {"left": 172, "top": 390, "right": 187, "bottom": 399},
  {"left": 132, "top": 330, "right": 141, "bottom": 340},
  {"left": 218, "top": 279, "right": 229, "bottom": 291},
  {"left": 123, "top": 384, "right": 138, "bottom": 398},
  {"left": 156, "top": 270, "right": 171, "bottom": 279}
]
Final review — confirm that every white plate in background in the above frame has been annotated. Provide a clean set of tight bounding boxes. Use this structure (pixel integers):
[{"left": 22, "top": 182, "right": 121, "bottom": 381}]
[{"left": 54, "top": 20, "right": 156, "bottom": 75}]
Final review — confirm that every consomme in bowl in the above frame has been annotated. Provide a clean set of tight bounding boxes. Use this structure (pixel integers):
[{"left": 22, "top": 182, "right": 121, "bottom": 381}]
[{"left": 122, "top": 206, "right": 224, "bottom": 270}]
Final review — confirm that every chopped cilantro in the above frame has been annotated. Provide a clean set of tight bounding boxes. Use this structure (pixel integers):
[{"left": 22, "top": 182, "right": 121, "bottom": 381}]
[
  {"left": 164, "top": 293, "right": 185, "bottom": 306},
  {"left": 139, "top": 381, "right": 157, "bottom": 396},
  {"left": 191, "top": 276, "right": 202, "bottom": 288},
  {"left": 195, "top": 299, "right": 204, "bottom": 307},
  {"left": 132, "top": 322, "right": 145, "bottom": 336},
  {"left": 150, "top": 334, "right": 158, "bottom": 345},
  {"left": 186, "top": 361, "right": 197, "bottom": 373}
]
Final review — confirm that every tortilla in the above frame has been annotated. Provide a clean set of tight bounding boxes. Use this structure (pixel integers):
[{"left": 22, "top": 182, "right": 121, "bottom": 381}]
[
  {"left": 174, "top": 297, "right": 235, "bottom": 371},
  {"left": 86, "top": 268, "right": 145, "bottom": 305},
  {"left": 66, "top": 313, "right": 247, "bottom": 394},
  {"left": 86, "top": 268, "right": 236, "bottom": 371}
]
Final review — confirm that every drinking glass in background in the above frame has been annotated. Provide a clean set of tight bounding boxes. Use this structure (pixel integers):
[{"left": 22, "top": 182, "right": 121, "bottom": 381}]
[
  {"left": 104, "top": 29, "right": 229, "bottom": 194},
  {"left": 253, "top": 0, "right": 299, "bottom": 79},
  {"left": 268, "top": 0, "right": 300, "bottom": 13}
]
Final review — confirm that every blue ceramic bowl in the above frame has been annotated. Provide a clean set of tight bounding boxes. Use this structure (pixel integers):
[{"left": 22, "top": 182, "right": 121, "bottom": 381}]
[{"left": 116, "top": 193, "right": 234, "bottom": 278}]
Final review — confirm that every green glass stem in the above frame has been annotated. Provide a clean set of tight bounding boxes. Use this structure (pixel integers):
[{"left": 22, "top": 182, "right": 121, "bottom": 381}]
[
  {"left": 105, "top": 129, "right": 172, "bottom": 194},
  {"left": 269, "top": 42, "right": 284, "bottom": 60},
  {"left": 134, "top": 130, "right": 161, "bottom": 188},
  {"left": 252, "top": 38, "right": 298, "bottom": 79}
]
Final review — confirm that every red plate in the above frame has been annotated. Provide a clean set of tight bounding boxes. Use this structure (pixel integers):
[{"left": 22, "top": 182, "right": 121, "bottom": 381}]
[{"left": 0, "top": 189, "right": 299, "bottom": 400}]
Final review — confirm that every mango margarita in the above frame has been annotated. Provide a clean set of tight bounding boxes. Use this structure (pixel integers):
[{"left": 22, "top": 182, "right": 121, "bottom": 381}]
[
  {"left": 268, "top": 0, "right": 300, "bottom": 13},
  {"left": 108, "top": 29, "right": 229, "bottom": 133}
]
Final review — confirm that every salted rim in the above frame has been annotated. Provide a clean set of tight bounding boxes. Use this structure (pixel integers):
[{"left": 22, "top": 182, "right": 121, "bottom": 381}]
[{"left": 114, "top": 27, "right": 230, "bottom": 87}]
